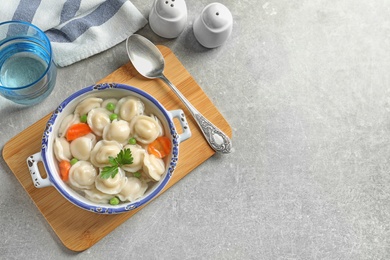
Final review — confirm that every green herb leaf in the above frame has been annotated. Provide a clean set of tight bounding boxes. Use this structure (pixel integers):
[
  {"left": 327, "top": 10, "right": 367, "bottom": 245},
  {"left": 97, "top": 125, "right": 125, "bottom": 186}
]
[
  {"left": 108, "top": 156, "right": 117, "bottom": 166},
  {"left": 100, "top": 148, "right": 133, "bottom": 179},
  {"left": 100, "top": 165, "right": 118, "bottom": 179},
  {"left": 118, "top": 149, "right": 133, "bottom": 165}
]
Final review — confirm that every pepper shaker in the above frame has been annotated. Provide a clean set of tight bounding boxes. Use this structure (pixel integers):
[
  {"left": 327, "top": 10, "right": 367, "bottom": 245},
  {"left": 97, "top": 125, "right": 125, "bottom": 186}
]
[
  {"left": 193, "top": 2, "right": 233, "bottom": 48},
  {"left": 149, "top": 0, "right": 187, "bottom": 38}
]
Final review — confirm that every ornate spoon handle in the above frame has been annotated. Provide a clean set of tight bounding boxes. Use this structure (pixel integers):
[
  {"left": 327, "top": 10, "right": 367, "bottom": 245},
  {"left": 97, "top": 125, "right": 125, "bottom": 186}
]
[{"left": 160, "top": 75, "right": 232, "bottom": 153}]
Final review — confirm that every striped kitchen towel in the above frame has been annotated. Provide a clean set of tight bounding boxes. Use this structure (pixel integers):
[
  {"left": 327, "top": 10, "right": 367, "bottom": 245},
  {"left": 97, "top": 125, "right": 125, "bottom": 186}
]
[{"left": 0, "top": 0, "right": 148, "bottom": 67}]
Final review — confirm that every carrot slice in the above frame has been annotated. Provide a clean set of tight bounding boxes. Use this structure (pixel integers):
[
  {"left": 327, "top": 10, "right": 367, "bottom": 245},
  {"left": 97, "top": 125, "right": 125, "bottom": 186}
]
[
  {"left": 66, "top": 123, "right": 92, "bottom": 141},
  {"left": 147, "top": 136, "right": 171, "bottom": 158},
  {"left": 59, "top": 160, "right": 71, "bottom": 181}
]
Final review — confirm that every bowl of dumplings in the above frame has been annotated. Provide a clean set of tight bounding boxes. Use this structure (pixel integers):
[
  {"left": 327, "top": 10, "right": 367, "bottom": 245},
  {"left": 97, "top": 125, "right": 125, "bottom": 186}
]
[{"left": 27, "top": 83, "right": 191, "bottom": 214}]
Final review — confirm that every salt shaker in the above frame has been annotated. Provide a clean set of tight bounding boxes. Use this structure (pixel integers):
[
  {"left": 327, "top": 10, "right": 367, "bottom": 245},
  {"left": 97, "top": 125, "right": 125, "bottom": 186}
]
[
  {"left": 193, "top": 2, "right": 233, "bottom": 48},
  {"left": 149, "top": 0, "right": 187, "bottom": 38}
]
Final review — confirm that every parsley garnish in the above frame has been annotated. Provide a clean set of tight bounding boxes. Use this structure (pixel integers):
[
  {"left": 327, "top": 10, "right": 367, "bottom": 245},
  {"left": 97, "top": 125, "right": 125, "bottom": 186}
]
[{"left": 100, "top": 148, "right": 133, "bottom": 179}]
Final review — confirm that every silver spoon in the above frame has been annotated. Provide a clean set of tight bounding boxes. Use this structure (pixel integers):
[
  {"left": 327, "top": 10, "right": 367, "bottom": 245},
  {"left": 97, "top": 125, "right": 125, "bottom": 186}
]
[{"left": 126, "top": 34, "right": 232, "bottom": 154}]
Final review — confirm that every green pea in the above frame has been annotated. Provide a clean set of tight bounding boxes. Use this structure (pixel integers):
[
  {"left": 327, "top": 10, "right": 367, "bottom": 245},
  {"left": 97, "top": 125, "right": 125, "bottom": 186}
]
[
  {"left": 70, "top": 158, "right": 79, "bottom": 165},
  {"left": 109, "top": 197, "right": 120, "bottom": 205},
  {"left": 128, "top": 137, "right": 137, "bottom": 145},
  {"left": 110, "top": 113, "right": 118, "bottom": 121},
  {"left": 133, "top": 172, "right": 141, "bottom": 178},
  {"left": 106, "top": 102, "right": 116, "bottom": 112},
  {"left": 80, "top": 114, "right": 87, "bottom": 123}
]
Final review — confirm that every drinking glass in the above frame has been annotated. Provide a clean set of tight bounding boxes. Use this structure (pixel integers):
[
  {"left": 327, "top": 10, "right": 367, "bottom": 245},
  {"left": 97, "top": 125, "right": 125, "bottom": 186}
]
[{"left": 0, "top": 21, "right": 57, "bottom": 105}]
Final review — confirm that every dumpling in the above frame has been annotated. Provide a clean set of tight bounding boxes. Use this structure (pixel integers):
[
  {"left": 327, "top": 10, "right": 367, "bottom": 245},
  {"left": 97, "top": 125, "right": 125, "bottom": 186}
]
[
  {"left": 54, "top": 137, "right": 72, "bottom": 161},
  {"left": 87, "top": 108, "right": 111, "bottom": 136},
  {"left": 74, "top": 97, "right": 102, "bottom": 116},
  {"left": 90, "top": 140, "right": 122, "bottom": 167},
  {"left": 70, "top": 133, "right": 96, "bottom": 161},
  {"left": 117, "top": 177, "right": 148, "bottom": 202},
  {"left": 84, "top": 187, "right": 113, "bottom": 204},
  {"left": 103, "top": 119, "right": 131, "bottom": 144},
  {"left": 102, "top": 98, "right": 118, "bottom": 110},
  {"left": 143, "top": 153, "right": 165, "bottom": 181},
  {"left": 129, "top": 115, "right": 161, "bottom": 144},
  {"left": 150, "top": 114, "right": 164, "bottom": 136},
  {"left": 122, "top": 144, "right": 145, "bottom": 172},
  {"left": 58, "top": 114, "right": 80, "bottom": 137},
  {"left": 68, "top": 161, "right": 97, "bottom": 190},
  {"left": 115, "top": 96, "right": 144, "bottom": 122},
  {"left": 95, "top": 168, "right": 127, "bottom": 194}
]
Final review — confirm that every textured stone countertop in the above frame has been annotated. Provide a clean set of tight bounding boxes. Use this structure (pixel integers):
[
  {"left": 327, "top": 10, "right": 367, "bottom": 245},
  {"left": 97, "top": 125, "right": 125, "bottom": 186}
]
[{"left": 1, "top": 1, "right": 389, "bottom": 259}]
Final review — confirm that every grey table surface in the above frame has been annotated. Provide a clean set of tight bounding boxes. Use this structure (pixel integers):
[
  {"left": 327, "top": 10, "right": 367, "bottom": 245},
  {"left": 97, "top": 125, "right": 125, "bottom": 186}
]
[{"left": 1, "top": 0, "right": 390, "bottom": 259}]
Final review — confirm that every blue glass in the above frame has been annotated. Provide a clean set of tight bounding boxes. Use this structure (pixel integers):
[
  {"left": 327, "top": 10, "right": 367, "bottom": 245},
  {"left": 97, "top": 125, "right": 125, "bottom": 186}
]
[{"left": 0, "top": 21, "right": 57, "bottom": 106}]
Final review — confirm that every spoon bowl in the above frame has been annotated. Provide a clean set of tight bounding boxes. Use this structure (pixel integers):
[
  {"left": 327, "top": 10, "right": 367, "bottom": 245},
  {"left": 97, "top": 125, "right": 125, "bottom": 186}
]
[
  {"left": 126, "top": 37, "right": 164, "bottom": 79},
  {"left": 126, "top": 34, "right": 232, "bottom": 153}
]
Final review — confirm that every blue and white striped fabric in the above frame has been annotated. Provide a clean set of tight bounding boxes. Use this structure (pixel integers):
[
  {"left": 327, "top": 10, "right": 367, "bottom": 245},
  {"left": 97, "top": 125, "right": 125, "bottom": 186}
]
[{"left": 0, "top": 0, "right": 147, "bottom": 67}]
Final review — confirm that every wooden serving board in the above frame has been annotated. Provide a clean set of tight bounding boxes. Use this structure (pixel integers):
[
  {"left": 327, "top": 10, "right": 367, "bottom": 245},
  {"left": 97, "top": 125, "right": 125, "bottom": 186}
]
[{"left": 2, "top": 46, "right": 232, "bottom": 252}]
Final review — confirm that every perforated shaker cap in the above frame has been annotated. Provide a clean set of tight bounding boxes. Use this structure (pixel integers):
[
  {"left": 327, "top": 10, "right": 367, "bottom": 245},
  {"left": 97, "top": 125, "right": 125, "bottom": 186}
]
[
  {"left": 201, "top": 3, "right": 232, "bottom": 30},
  {"left": 156, "top": 0, "right": 187, "bottom": 19}
]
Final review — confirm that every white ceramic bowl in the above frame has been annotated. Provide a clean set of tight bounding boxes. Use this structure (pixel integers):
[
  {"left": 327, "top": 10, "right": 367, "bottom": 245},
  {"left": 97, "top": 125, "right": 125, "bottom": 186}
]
[{"left": 27, "top": 83, "right": 191, "bottom": 214}]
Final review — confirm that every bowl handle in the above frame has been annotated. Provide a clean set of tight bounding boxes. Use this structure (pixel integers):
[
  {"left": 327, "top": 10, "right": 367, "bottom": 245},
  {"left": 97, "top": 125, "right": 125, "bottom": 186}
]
[
  {"left": 26, "top": 152, "right": 52, "bottom": 188},
  {"left": 170, "top": 109, "right": 191, "bottom": 143}
]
